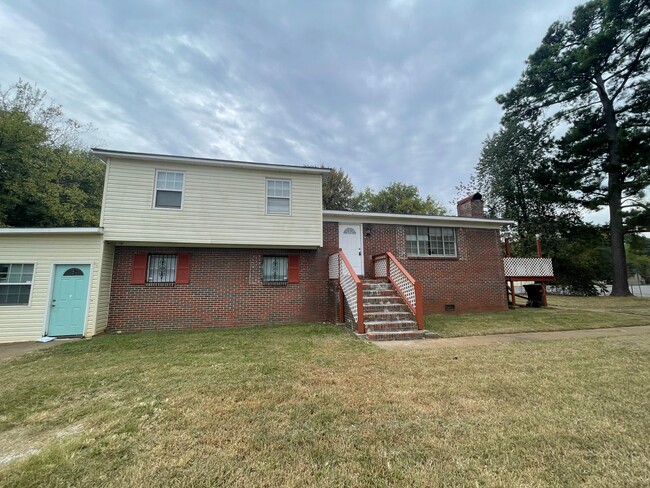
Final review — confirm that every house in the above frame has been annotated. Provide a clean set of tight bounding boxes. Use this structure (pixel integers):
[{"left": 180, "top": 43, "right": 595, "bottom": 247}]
[{"left": 0, "top": 149, "right": 520, "bottom": 343}]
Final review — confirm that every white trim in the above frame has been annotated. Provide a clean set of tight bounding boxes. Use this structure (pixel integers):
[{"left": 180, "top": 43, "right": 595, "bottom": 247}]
[
  {"left": 153, "top": 169, "right": 185, "bottom": 210},
  {"left": 405, "top": 226, "right": 458, "bottom": 258},
  {"left": 0, "top": 228, "right": 103, "bottom": 235},
  {"left": 92, "top": 148, "right": 331, "bottom": 175},
  {"left": 265, "top": 178, "right": 292, "bottom": 216},
  {"left": 44, "top": 262, "right": 93, "bottom": 338},
  {"left": 99, "top": 157, "right": 111, "bottom": 227},
  {"left": 324, "top": 210, "right": 514, "bottom": 229},
  {"left": 339, "top": 223, "right": 364, "bottom": 276}
]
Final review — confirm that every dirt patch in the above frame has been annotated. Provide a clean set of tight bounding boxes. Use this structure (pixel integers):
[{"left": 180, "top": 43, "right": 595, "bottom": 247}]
[{"left": 0, "top": 422, "right": 84, "bottom": 466}]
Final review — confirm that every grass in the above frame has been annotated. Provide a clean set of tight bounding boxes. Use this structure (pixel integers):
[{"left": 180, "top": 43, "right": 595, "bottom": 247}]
[
  {"left": 426, "top": 295, "right": 650, "bottom": 338},
  {"left": 1, "top": 323, "right": 649, "bottom": 486}
]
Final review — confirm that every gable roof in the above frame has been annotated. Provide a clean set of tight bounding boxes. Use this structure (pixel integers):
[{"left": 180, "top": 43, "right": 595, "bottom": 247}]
[{"left": 91, "top": 148, "right": 332, "bottom": 175}]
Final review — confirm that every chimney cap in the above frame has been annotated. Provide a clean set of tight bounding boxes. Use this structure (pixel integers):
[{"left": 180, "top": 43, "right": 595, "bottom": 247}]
[{"left": 457, "top": 192, "right": 482, "bottom": 205}]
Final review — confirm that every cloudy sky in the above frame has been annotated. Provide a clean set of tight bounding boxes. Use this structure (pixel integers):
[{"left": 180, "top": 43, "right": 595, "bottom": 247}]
[{"left": 0, "top": 0, "right": 589, "bottom": 213}]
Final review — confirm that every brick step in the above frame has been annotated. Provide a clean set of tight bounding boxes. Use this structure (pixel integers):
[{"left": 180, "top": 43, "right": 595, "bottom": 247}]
[
  {"left": 365, "top": 311, "right": 414, "bottom": 322},
  {"left": 363, "top": 289, "right": 400, "bottom": 297},
  {"left": 362, "top": 283, "right": 393, "bottom": 291},
  {"left": 365, "top": 330, "right": 432, "bottom": 341},
  {"left": 363, "top": 303, "right": 410, "bottom": 312},
  {"left": 361, "top": 279, "right": 389, "bottom": 284},
  {"left": 364, "top": 320, "right": 419, "bottom": 332},
  {"left": 363, "top": 295, "right": 404, "bottom": 305}
]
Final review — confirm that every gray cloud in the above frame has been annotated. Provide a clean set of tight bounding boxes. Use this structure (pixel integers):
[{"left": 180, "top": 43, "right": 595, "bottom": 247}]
[{"left": 1, "top": 0, "right": 583, "bottom": 211}]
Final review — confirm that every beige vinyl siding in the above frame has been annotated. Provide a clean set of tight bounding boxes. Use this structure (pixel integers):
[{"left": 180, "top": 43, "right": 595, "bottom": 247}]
[
  {"left": 101, "top": 158, "right": 323, "bottom": 246},
  {"left": 0, "top": 234, "right": 104, "bottom": 343},
  {"left": 94, "top": 241, "right": 114, "bottom": 334}
]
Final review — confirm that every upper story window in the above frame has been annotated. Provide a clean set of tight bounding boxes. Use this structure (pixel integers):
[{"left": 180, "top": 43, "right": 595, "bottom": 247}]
[
  {"left": 266, "top": 179, "right": 291, "bottom": 215},
  {"left": 154, "top": 170, "right": 184, "bottom": 209},
  {"left": 0, "top": 263, "right": 34, "bottom": 305},
  {"left": 405, "top": 226, "right": 457, "bottom": 257}
]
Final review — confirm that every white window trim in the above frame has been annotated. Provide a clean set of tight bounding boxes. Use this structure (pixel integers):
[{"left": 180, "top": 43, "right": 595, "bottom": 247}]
[
  {"left": 153, "top": 169, "right": 185, "bottom": 210},
  {"left": 0, "top": 262, "right": 36, "bottom": 307},
  {"left": 265, "top": 178, "right": 292, "bottom": 216},
  {"left": 405, "top": 226, "right": 458, "bottom": 258}
]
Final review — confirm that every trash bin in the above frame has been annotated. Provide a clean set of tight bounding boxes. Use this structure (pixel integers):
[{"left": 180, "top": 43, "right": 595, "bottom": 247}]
[{"left": 523, "top": 284, "right": 544, "bottom": 308}]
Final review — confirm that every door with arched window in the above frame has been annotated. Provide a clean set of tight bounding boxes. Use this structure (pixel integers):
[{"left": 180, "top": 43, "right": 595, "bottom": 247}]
[
  {"left": 47, "top": 264, "right": 91, "bottom": 337},
  {"left": 338, "top": 224, "right": 364, "bottom": 275}
]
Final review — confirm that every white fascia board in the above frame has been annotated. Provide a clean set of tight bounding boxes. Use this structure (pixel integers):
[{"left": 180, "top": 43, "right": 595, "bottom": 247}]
[
  {"left": 0, "top": 227, "right": 104, "bottom": 235},
  {"left": 322, "top": 210, "right": 515, "bottom": 229},
  {"left": 92, "top": 148, "right": 331, "bottom": 175}
]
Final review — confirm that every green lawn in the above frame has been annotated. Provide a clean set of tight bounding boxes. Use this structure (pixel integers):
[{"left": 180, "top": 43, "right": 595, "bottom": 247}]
[
  {"left": 426, "top": 295, "right": 650, "bottom": 337},
  {"left": 1, "top": 324, "right": 649, "bottom": 486}
]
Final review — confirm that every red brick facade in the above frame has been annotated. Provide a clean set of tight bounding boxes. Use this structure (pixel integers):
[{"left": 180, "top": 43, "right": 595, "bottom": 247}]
[
  {"left": 360, "top": 223, "right": 507, "bottom": 313},
  {"left": 107, "top": 221, "right": 506, "bottom": 332},
  {"left": 108, "top": 224, "right": 339, "bottom": 332}
]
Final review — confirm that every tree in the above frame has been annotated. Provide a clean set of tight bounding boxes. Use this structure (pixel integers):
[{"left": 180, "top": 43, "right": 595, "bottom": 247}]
[
  {"left": 0, "top": 80, "right": 103, "bottom": 227},
  {"left": 465, "top": 118, "right": 608, "bottom": 294},
  {"left": 351, "top": 182, "right": 446, "bottom": 215},
  {"left": 497, "top": 0, "right": 650, "bottom": 295},
  {"left": 321, "top": 166, "right": 355, "bottom": 210}
]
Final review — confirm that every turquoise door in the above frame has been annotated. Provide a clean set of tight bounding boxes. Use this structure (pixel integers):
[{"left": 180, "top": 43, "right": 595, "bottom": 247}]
[{"left": 48, "top": 264, "right": 91, "bottom": 337}]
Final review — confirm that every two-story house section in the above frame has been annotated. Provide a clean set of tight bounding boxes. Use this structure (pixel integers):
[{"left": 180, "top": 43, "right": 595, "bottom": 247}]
[
  {"left": 1, "top": 148, "right": 544, "bottom": 343},
  {"left": 93, "top": 149, "right": 334, "bottom": 333}
]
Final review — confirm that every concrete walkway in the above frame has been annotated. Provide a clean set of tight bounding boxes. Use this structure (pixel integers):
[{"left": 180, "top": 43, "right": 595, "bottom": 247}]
[
  {"left": 0, "top": 339, "right": 79, "bottom": 361},
  {"left": 375, "top": 325, "right": 650, "bottom": 351}
]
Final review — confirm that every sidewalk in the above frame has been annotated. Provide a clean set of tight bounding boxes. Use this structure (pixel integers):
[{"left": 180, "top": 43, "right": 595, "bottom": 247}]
[
  {"left": 375, "top": 325, "right": 650, "bottom": 351},
  {"left": 0, "top": 339, "right": 80, "bottom": 361}
]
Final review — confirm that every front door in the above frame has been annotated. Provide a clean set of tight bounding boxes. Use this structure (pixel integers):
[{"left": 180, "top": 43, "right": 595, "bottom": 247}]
[
  {"left": 48, "top": 264, "right": 91, "bottom": 337},
  {"left": 339, "top": 224, "right": 364, "bottom": 275}
]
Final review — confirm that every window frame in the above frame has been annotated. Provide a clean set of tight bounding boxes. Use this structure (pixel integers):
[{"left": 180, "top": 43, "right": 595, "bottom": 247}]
[
  {"left": 262, "top": 256, "right": 289, "bottom": 284},
  {"left": 405, "top": 226, "right": 458, "bottom": 258},
  {"left": 146, "top": 254, "right": 178, "bottom": 284},
  {"left": 153, "top": 169, "right": 185, "bottom": 210},
  {"left": 0, "top": 263, "right": 36, "bottom": 306},
  {"left": 265, "top": 178, "right": 292, "bottom": 216}
]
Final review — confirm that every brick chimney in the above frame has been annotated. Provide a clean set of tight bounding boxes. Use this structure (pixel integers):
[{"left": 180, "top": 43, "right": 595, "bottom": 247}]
[{"left": 457, "top": 192, "right": 484, "bottom": 218}]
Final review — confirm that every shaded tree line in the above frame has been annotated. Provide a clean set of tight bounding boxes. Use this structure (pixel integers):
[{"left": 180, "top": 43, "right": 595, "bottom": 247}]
[{"left": 0, "top": 80, "right": 104, "bottom": 228}]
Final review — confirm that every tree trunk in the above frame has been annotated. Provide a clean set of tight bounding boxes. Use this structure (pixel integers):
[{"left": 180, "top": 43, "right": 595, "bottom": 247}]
[{"left": 595, "top": 74, "right": 631, "bottom": 296}]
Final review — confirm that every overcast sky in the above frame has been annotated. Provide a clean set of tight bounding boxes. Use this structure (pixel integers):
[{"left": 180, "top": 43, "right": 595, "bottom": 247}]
[{"left": 1, "top": 0, "right": 597, "bottom": 215}]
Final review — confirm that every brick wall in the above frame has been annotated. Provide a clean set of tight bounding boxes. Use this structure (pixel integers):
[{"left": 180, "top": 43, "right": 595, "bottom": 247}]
[
  {"left": 361, "top": 223, "right": 507, "bottom": 313},
  {"left": 108, "top": 224, "right": 339, "bottom": 332}
]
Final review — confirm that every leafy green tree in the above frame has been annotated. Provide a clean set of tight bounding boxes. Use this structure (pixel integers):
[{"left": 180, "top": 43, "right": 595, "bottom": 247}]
[
  {"left": 465, "top": 118, "right": 608, "bottom": 294},
  {"left": 321, "top": 166, "right": 355, "bottom": 210},
  {"left": 0, "top": 80, "right": 103, "bottom": 227},
  {"left": 351, "top": 182, "right": 446, "bottom": 215},
  {"left": 497, "top": 0, "right": 650, "bottom": 296}
]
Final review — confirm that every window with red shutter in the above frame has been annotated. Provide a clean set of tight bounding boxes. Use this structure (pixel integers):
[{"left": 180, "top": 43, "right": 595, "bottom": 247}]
[{"left": 177, "top": 254, "right": 191, "bottom": 284}]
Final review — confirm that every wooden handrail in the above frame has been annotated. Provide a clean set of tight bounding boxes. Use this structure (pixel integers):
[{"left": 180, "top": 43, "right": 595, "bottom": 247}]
[
  {"left": 337, "top": 249, "right": 361, "bottom": 284},
  {"left": 374, "top": 252, "right": 424, "bottom": 330}
]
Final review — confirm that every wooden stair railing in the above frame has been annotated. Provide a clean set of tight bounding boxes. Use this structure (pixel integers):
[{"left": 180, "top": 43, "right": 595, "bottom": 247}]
[{"left": 372, "top": 252, "right": 424, "bottom": 330}]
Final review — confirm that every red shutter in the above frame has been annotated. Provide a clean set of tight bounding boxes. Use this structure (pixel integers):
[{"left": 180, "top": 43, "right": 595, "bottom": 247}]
[
  {"left": 288, "top": 254, "right": 300, "bottom": 284},
  {"left": 177, "top": 253, "right": 191, "bottom": 284},
  {"left": 132, "top": 254, "right": 147, "bottom": 285}
]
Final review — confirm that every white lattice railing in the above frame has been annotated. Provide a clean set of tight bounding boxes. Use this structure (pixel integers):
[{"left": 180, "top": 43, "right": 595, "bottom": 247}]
[
  {"left": 504, "top": 257, "right": 554, "bottom": 278},
  {"left": 389, "top": 260, "right": 417, "bottom": 311},
  {"left": 328, "top": 253, "right": 339, "bottom": 279},
  {"left": 329, "top": 251, "right": 364, "bottom": 333},
  {"left": 374, "top": 255, "right": 387, "bottom": 278},
  {"left": 372, "top": 252, "right": 424, "bottom": 330}
]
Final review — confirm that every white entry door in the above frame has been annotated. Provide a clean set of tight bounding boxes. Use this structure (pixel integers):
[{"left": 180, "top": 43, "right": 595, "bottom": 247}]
[{"left": 339, "top": 223, "right": 364, "bottom": 276}]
